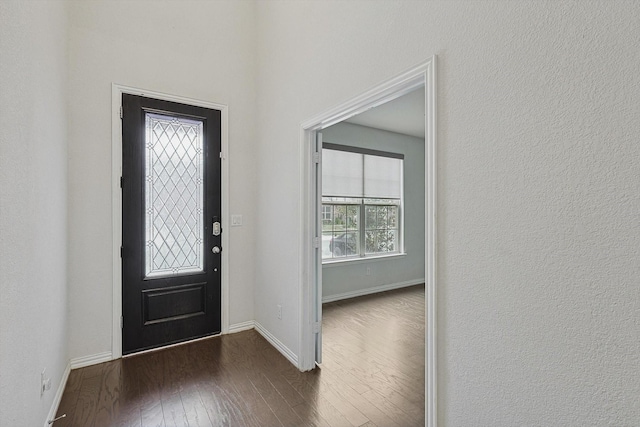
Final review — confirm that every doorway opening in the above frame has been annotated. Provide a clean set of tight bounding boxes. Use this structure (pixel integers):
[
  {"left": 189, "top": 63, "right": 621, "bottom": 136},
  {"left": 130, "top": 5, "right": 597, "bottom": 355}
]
[{"left": 299, "top": 57, "right": 437, "bottom": 426}]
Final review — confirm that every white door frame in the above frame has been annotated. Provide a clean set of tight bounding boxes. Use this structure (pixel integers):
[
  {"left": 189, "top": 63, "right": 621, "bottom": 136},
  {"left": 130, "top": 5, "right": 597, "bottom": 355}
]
[
  {"left": 298, "top": 57, "right": 437, "bottom": 426},
  {"left": 111, "top": 84, "right": 230, "bottom": 359}
]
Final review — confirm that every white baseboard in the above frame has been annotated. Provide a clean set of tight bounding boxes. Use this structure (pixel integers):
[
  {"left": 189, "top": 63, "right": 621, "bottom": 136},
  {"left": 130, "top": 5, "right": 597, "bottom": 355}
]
[
  {"left": 70, "top": 351, "right": 112, "bottom": 370},
  {"left": 322, "top": 278, "right": 425, "bottom": 303},
  {"left": 228, "top": 320, "right": 255, "bottom": 333},
  {"left": 254, "top": 321, "right": 298, "bottom": 367},
  {"left": 44, "top": 362, "right": 70, "bottom": 427}
]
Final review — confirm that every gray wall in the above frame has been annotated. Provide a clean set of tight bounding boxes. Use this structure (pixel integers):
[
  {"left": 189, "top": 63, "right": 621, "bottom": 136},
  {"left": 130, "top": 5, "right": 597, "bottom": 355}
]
[{"left": 321, "top": 122, "right": 425, "bottom": 300}]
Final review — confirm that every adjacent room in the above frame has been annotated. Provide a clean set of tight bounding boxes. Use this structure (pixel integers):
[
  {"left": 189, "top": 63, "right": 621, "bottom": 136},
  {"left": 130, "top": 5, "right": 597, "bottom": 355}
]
[{"left": 319, "top": 89, "right": 427, "bottom": 425}]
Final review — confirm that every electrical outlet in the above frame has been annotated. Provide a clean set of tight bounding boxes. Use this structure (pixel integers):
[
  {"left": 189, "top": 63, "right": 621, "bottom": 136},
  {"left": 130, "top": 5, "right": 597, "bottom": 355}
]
[
  {"left": 277, "top": 304, "right": 282, "bottom": 320},
  {"left": 231, "top": 214, "right": 243, "bottom": 226}
]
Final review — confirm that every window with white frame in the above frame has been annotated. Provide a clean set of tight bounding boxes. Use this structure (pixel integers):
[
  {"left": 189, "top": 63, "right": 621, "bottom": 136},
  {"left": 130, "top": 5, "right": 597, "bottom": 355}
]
[{"left": 321, "top": 144, "right": 403, "bottom": 261}]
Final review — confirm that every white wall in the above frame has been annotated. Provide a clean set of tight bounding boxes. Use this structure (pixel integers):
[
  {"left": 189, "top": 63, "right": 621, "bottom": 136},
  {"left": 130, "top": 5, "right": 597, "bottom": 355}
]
[
  {"left": 254, "top": 1, "right": 640, "bottom": 425},
  {"left": 321, "top": 122, "right": 425, "bottom": 300},
  {"left": 0, "top": 1, "right": 69, "bottom": 425},
  {"left": 67, "top": 0, "right": 258, "bottom": 359}
]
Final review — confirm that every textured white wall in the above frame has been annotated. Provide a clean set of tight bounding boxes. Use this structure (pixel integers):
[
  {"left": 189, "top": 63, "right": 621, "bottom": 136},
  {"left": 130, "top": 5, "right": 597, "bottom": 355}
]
[
  {"left": 322, "top": 123, "right": 425, "bottom": 299},
  {"left": 254, "top": 1, "right": 640, "bottom": 424},
  {"left": 67, "top": 0, "right": 258, "bottom": 359},
  {"left": 0, "top": 1, "right": 69, "bottom": 425}
]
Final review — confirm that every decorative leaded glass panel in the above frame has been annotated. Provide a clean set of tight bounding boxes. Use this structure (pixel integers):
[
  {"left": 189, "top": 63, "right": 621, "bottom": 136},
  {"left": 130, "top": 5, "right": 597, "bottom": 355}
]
[{"left": 144, "top": 112, "right": 204, "bottom": 277}]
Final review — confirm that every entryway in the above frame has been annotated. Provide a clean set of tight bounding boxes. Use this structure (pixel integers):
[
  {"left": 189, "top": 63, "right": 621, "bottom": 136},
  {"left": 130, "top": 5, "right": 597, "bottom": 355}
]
[{"left": 120, "top": 94, "right": 223, "bottom": 355}]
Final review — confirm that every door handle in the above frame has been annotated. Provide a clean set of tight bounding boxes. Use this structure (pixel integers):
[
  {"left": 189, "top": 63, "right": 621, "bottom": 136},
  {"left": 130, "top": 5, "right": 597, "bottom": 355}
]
[
  {"left": 212, "top": 217, "right": 221, "bottom": 236},
  {"left": 212, "top": 246, "right": 221, "bottom": 254}
]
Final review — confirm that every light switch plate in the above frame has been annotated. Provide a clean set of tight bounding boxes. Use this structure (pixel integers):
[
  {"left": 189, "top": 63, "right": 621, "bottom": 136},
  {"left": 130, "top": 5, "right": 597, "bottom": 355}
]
[{"left": 231, "top": 214, "right": 243, "bottom": 226}]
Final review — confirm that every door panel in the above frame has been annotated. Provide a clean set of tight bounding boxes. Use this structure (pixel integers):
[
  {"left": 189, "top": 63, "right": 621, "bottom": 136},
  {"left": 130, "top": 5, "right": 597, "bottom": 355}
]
[
  {"left": 122, "top": 94, "right": 222, "bottom": 355},
  {"left": 142, "top": 283, "right": 206, "bottom": 325}
]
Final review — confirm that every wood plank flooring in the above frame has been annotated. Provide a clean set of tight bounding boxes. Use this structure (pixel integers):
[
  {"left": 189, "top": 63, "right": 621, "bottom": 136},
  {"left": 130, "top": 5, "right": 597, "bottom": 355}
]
[{"left": 54, "top": 284, "right": 425, "bottom": 427}]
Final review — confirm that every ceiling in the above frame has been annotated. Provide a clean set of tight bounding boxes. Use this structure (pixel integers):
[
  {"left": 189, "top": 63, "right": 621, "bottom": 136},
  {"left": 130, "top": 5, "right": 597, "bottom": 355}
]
[{"left": 344, "top": 86, "right": 425, "bottom": 138}]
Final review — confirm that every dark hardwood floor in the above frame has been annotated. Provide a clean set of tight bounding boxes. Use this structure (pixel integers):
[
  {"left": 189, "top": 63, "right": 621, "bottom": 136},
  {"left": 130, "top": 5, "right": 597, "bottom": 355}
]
[{"left": 54, "top": 285, "right": 425, "bottom": 427}]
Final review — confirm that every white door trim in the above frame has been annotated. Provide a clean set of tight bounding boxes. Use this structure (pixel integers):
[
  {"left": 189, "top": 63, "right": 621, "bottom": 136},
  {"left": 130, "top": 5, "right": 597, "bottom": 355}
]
[
  {"left": 298, "top": 56, "right": 437, "bottom": 427},
  {"left": 111, "top": 83, "right": 230, "bottom": 359}
]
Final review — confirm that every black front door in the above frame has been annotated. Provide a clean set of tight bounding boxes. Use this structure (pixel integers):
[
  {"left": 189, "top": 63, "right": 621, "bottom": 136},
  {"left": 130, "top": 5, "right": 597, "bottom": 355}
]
[{"left": 121, "top": 94, "right": 221, "bottom": 355}]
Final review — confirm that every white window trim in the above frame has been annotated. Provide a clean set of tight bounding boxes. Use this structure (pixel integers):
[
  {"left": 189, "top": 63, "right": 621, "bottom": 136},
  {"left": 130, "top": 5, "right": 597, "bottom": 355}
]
[{"left": 322, "top": 251, "right": 407, "bottom": 267}]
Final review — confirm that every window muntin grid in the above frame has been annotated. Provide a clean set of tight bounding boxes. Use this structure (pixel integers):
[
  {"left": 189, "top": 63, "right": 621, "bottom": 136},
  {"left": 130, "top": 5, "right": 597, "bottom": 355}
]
[
  {"left": 322, "top": 203, "right": 360, "bottom": 260},
  {"left": 144, "top": 112, "right": 204, "bottom": 278},
  {"left": 321, "top": 199, "right": 400, "bottom": 260},
  {"left": 321, "top": 205, "right": 332, "bottom": 221},
  {"left": 365, "top": 205, "right": 399, "bottom": 254}
]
